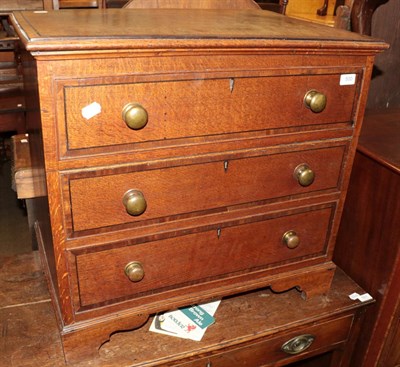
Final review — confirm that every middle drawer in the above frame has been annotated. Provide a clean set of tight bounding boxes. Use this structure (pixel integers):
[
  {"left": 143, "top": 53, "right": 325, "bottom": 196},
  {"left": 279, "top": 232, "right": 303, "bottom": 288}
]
[{"left": 67, "top": 145, "right": 345, "bottom": 233}]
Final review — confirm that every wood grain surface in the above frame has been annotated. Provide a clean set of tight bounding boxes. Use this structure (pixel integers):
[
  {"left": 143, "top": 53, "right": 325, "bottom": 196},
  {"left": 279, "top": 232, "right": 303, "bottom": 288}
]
[
  {"left": 0, "top": 252, "right": 373, "bottom": 367},
  {"left": 10, "top": 9, "right": 388, "bottom": 52},
  {"left": 334, "top": 108, "right": 400, "bottom": 367},
  {"left": 10, "top": 8, "right": 387, "bottom": 363}
]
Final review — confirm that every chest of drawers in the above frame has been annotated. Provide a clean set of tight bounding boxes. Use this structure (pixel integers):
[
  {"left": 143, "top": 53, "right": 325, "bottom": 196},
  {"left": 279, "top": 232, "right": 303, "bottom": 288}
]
[{"left": 10, "top": 8, "right": 386, "bottom": 364}]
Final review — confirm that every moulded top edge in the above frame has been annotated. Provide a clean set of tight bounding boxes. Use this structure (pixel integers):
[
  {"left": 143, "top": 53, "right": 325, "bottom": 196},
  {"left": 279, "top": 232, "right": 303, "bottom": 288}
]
[{"left": 10, "top": 9, "right": 389, "bottom": 54}]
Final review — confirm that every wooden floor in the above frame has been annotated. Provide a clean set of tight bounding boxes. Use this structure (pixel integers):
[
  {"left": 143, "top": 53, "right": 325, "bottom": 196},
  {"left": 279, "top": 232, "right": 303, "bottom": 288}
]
[{"left": 1, "top": 251, "right": 372, "bottom": 367}]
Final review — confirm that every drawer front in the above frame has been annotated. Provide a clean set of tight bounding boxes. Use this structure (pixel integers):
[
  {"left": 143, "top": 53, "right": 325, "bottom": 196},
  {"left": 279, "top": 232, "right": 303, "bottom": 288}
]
[
  {"left": 68, "top": 146, "right": 345, "bottom": 232},
  {"left": 74, "top": 206, "right": 332, "bottom": 307},
  {"left": 64, "top": 73, "right": 357, "bottom": 151},
  {"left": 177, "top": 315, "right": 353, "bottom": 367}
]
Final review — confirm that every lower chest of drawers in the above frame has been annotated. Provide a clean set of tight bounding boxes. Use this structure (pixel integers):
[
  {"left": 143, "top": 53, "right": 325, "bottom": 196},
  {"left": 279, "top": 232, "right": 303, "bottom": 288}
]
[
  {"left": 96, "top": 269, "right": 372, "bottom": 367},
  {"left": 176, "top": 316, "right": 352, "bottom": 367}
]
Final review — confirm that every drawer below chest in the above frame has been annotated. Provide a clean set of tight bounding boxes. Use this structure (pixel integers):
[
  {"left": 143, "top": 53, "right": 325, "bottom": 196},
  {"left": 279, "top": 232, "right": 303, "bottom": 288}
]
[{"left": 177, "top": 315, "right": 353, "bottom": 367}]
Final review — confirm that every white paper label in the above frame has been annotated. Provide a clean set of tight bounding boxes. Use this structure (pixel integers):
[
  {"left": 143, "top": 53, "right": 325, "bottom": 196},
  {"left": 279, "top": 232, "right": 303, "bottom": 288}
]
[
  {"left": 358, "top": 293, "right": 373, "bottom": 302},
  {"left": 349, "top": 292, "right": 373, "bottom": 302},
  {"left": 81, "top": 102, "right": 101, "bottom": 120},
  {"left": 340, "top": 74, "right": 356, "bottom": 86}
]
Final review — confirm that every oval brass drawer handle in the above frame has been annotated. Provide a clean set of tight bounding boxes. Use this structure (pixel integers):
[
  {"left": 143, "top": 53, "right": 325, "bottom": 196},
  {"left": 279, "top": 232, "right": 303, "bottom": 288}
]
[
  {"left": 123, "top": 189, "right": 147, "bottom": 216},
  {"left": 281, "top": 334, "right": 315, "bottom": 355},
  {"left": 304, "top": 90, "right": 327, "bottom": 113},
  {"left": 282, "top": 230, "right": 300, "bottom": 249},
  {"left": 294, "top": 163, "right": 315, "bottom": 187},
  {"left": 125, "top": 261, "right": 145, "bottom": 282},
  {"left": 122, "top": 102, "right": 148, "bottom": 130}
]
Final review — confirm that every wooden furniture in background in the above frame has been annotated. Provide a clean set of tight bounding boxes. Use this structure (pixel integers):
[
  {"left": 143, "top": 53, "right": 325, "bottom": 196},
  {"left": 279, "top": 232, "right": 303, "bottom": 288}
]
[
  {"left": 123, "top": 0, "right": 261, "bottom": 9},
  {"left": 364, "top": 0, "right": 400, "bottom": 110},
  {"left": 0, "top": 0, "right": 43, "bottom": 11},
  {"left": 0, "top": 252, "right": 376, "bottom": 367},
  {"left": 333, "top": 4, "right": 400, "bottom": 366},
  {"left": 284, "top": 0, "right": 340, "bottom": 26},
  {"left": 123, "top": 0, "right": 292, "bottom": 13},
  {"left": 11, "top": 8, "right": 386, "bottom": 364},
  {"left": 334, "top": 0, "right": 395, "bottom": 35},
  {"left": 350, "top": 0, "right": 390, "bottom": 35},
  {"left": 256, "top": 0, "right": 289, "bottom": 14},
  {"left": 0, "top": 0, "right": 46, "bottom": 135},
  {"left": 316, "top": 0, "right": 345, "bottom": 16},
  {"left": 11, "top": 134, "right": 46, "bottom": 250},
  {"left": 334, "top": 109, "right": 400, "bottom": 367},
  {"left": 106, "top": 0, "right": 128, "bottom": 7},
  {"left": 50, "top": 0, "right": 105, "bottom": 9},
  {"left": 97, "top": 0, "right": 289, "bottom": 10},
  {"left": 0, "top": 15, "right": 25, "bottom": 134},
  {"left": 11, "top": 134, "right": 34, "bottom": 198},
  {"left": 317, "top": 0, "right": 329, "bottom": 15},
  {"left": 42, "top": 0, "right": 53, "bottom": 9}
]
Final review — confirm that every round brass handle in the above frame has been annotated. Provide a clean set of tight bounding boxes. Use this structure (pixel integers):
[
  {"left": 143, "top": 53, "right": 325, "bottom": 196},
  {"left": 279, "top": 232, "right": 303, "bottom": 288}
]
[
  {"left": 124, "top": 261, "right": 145, "bottom": 282},
  {"left": 304, "top": 90, "right": 327, "bottom": 113},
  {"left": 122, "top": 102, "right": 148, "bottom": 130},
  {"left": 281, "top": 334, "right": 315, "bottom": 355},
  {"left": 123, "top": 189, "right": 147, "bottom": 216},
  {"left": 294, "top": 164, "right": 315, "bottom": 187},
  {"left": 282, "top": 230, "right": 300, "bottom": 249}
]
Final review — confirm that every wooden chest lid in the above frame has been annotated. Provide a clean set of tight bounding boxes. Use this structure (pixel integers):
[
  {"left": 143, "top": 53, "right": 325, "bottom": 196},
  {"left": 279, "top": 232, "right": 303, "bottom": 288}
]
[{"left": 11, "top": 9, "right": 388, "bottom": 53}]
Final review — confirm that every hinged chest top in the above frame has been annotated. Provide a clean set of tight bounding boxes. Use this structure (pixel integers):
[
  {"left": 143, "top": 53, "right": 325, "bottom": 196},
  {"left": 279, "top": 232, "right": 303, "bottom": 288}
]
[
  {"left": 10, "top": 8, "right": 388, "bottom": 364},
  {"left": 11, "top": 9, "right": 387, "bottom": 53}
]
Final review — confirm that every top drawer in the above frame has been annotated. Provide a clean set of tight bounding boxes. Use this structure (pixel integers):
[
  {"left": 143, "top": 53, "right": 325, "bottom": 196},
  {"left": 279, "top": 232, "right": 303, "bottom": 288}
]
[{"left": 62, "top": 73, "right": 358, "bottom": 152}]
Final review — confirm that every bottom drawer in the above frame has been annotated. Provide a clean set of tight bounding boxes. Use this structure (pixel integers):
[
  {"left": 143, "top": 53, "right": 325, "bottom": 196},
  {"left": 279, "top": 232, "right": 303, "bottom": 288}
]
[
  {"left": 178, "top": 315, "right": 353, "bottom": 366},
  {"left": 74, "top": 206, "right": 332, "bottom": 308}
]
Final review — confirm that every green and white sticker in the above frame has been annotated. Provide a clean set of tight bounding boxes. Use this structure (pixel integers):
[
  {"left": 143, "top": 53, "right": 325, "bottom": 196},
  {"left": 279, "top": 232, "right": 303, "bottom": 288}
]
[{"left": 180, "top": 305, "right": 215, "bottom": 329}]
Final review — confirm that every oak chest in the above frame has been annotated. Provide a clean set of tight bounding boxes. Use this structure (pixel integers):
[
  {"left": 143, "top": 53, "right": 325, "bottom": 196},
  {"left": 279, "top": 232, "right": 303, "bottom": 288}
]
[{"left": 10, "top": 8, "right": 387, "bottom": 364}]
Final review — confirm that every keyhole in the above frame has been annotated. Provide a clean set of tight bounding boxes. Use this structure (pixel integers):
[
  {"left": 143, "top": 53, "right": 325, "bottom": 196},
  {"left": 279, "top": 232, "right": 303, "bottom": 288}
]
[
  {"left": 224, "top": 161, "right": 229, "bottom": 172},
  {"left": 229, "top": 78, "right": 235, "bottom": 93}
]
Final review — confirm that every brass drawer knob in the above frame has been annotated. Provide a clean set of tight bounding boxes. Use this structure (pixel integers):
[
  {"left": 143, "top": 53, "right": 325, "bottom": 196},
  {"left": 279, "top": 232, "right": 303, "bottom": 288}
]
[
  {"left": 282, "top": 230, "right": 300, "bottom": 249},
  {"left": 123, "top": 189, "right": 147, "bottom": 216},
  {"left": 294, "top": 163, "right": 315, "bottom": 187},
  {"left": 124, "top": 261, "right": 145, "bottom": 282},
  {"left": 304, "top": 90, "right": 327, "bottom": 113},
  {"left": 281, "top": 334, "right": 315, "bottom": 354},
  {"left": 122, "top": 102, "right": 148, "bottom": 130}
]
